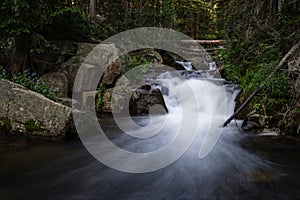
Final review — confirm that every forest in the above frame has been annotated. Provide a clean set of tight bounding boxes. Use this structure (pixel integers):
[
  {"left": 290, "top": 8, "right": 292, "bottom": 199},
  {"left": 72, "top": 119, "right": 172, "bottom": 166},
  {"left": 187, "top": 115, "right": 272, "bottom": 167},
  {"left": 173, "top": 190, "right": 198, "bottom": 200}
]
[
  {"left": 0, "top": 1, "right": 300, "bottom": 199},
  {"left": 1, "top": 0, "right": 299, "bottom": 135}
]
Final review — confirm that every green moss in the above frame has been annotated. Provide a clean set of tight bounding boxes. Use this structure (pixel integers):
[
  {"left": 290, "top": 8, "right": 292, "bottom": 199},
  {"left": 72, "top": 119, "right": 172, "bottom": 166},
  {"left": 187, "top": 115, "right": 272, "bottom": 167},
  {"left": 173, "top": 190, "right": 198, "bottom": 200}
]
[
  {"left": 96, "top": 83, "right": 106, "bottom": 112},
  {"left": 0, "top": 117, "right": 12, "bottom": 134},
  {"left": 25, "top": 119, "right": 42, "bottom": 132}
]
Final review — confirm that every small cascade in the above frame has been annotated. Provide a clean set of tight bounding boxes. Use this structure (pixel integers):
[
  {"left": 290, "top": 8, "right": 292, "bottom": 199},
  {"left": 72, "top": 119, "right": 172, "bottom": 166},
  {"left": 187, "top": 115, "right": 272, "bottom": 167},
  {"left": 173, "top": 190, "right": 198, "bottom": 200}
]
[
  {"left": 92, "top": 61, "right": 277, "bottom": 199},
  {"left": 175, "top": 60, "right": 193, "bottom": 71}
]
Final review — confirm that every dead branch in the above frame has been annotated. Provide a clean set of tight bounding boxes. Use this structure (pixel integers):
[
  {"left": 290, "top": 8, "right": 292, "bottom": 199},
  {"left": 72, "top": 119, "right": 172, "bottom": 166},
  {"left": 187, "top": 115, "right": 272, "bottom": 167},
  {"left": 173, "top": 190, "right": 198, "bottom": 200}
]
[{"left": 223, "top": 40, "right": 300, "bottom": 127}]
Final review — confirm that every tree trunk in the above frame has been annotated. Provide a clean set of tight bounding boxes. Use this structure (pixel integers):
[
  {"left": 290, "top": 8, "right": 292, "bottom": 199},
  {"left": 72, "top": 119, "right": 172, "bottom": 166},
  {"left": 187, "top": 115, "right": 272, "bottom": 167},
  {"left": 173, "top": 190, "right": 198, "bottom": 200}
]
[
  {"left": 171, "top": 0, "right": 176, "bottom": 29},
  {"left": 278, "top": 0, "right": 282, "bottom": 13},
  {"left": 89, "top": 0, "right": 96, "bottom": 20},
  {"left": 9, "top": 0, "right": 30, "bottom": 74},
  {"left": 125, "top": 0, "right": 129, "bottom": 29},
  {"left": 190, "top": 13, "right": 194, "bottom": 38},
  {"left": 138, "top": 0, "right": 144, "bottom": 26},
  {"left": 196, "top": 13, "right": 200, "bottom": 39},
  {"left": 159, "top": 0, "right": 163, "bottom": 27},
  {"left": 9, "top": 34, "right": 31, "bottom": 74}
]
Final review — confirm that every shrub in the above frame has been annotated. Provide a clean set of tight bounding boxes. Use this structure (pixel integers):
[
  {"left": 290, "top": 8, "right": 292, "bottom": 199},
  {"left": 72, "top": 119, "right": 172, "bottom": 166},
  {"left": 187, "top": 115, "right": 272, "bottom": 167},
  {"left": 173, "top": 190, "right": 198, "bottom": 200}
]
[{"left": 0, "top": 67, "right": 58, "bottom": 100}]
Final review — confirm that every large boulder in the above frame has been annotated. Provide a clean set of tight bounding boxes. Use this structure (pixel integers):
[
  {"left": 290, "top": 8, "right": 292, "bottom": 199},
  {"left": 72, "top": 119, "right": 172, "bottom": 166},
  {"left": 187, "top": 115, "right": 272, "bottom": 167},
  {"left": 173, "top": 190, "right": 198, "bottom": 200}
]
[
  {"left": 59, "top": 43, "right": 97, "bottom": 94},
  {"left": 101, "top": 85, "right": 168, "bottom": 116},
  {"left": 0, "top": 80, "right": 75, "bottom": 140},
  {"left": 59, "top": 43, "right": 123, "bottom": 95},
  {"left": 129, "top": 86, "right": 168, "bottom": 116}
]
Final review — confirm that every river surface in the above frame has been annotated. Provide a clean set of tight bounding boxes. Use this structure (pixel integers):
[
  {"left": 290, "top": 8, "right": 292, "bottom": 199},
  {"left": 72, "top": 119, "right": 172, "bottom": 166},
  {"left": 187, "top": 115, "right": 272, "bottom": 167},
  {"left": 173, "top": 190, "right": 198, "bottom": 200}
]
[
  {"left": 0, "top": 120, "right": 300, "bottom": 200},
  {"left": 1, "top": 64, "right": 299, "bottom": 200}
]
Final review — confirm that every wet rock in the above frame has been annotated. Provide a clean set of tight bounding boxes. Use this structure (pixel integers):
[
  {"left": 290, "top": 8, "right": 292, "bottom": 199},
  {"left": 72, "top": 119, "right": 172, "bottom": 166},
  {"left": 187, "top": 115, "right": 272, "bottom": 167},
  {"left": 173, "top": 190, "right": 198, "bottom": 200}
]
[
  {"left": 158, "top": 50, "right": 182, "bottom": 66},
  {"left": 172, "top": 61, "right": 186, "bottom": 70},
  {"left": 0, "top": 80, "right": 75, "bottom": 140},
  {"left": 101, "top": 85, "right": 168, "bottom": 116},
  {"left": 101, "top": 61, "right": 122, "bottom": 86},
  {"left": 101, "top": 87, "right": 129, "bottom": 114},
  {"left": 102, "top": 89, "right": 113, "bottom": 113},
  {"left": 141, "top": 49, "right": 163, "bottom": 63},
  {"left": 242, "top": 114, "right": 267, "bottom": 132},
  {"left": 129, "top": 87, "right": 168, "bottom": 116}
]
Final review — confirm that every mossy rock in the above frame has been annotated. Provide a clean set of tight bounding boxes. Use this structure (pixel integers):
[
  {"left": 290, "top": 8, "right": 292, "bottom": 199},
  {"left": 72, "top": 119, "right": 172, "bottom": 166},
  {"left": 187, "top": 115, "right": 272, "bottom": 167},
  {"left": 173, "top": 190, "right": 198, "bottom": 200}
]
[
  {"left": 24, "top": 119, "right": 42, "bottom": 132},
  {"left": 0, "top": 117, "right": 12, "bottom": 134}
]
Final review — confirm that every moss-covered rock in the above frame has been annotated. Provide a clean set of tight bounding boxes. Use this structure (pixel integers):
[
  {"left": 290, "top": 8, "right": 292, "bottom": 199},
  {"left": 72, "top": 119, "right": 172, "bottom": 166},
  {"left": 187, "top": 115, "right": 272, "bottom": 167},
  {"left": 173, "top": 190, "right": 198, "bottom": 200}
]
[
  {"left": 24, "top": 119, "right": 42, "bottom": 132},
  {"left": 0, "top": 117, "right": 12, "bottom": 134},
  {"left": 0, "top": 79, "right": 76, "bottom": 140}
]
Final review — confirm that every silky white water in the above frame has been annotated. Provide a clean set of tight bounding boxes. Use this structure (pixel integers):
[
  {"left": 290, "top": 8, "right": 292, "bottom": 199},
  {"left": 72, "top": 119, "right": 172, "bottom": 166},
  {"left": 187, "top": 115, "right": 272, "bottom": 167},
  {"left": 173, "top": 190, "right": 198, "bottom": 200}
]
[{"left": 89, "top": 66, "right": 277, "bottom": 199}]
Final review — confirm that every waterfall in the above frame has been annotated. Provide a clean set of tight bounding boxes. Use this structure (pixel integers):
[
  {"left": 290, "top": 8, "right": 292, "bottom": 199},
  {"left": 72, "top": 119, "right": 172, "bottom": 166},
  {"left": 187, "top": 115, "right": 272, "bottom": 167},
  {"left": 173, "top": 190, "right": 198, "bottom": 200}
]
[
  {"left": 91, "top": 63, "right": 276, "bottom": 199},
  {"left": 1, "top": 62, "right": 284, "bottom": 200},
  {"left": 114, "top": 63, "right": 241, "bottom": 158}
]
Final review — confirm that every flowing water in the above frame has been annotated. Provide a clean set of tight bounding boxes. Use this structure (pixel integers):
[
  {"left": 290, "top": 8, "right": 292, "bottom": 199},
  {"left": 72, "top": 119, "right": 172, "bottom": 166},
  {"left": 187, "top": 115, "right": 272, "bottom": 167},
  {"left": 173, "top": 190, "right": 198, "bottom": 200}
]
[{"left": 0, "top": 63, "right": 299, "bottom": 199}]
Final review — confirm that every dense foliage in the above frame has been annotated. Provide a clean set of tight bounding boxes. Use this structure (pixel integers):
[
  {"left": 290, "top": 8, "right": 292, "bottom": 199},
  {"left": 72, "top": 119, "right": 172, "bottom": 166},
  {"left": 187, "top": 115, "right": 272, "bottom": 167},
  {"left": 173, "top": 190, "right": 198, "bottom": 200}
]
[
  {"left": 0, "top": 0, "right": 96, "bottom": 74},
  {"left": 216, "top": 0, "right": 299, "bottom": 133},
  {"left": 0, "top": 66, "right": 58, "bottom": 100},
  {"left": 98, "top": 0, "right": 216, "bottom": 38},
  {"left": 0, "top": 0, "right": 299, "bottom": 133}
]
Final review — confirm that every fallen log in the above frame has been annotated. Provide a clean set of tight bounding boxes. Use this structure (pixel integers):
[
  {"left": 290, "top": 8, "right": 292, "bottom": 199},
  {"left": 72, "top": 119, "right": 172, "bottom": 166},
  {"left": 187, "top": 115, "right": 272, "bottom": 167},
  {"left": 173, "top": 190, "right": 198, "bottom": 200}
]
[
  {"left": 223, "top": 87, "right": 262, "bottom": 127},
  {"left": 223, "top": 40, "right": 300, "bottom": 127},
  {"left": 181, "top": 40, "right": 227, "bottom": 45}
]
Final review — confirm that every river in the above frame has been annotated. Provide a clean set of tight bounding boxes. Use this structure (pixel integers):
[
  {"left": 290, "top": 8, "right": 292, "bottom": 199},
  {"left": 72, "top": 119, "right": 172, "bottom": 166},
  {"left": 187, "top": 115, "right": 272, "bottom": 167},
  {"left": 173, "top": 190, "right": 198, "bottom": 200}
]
[
  {"left": 0, "top": 63, "right": 299, "bottom": 200},
  {"left": 0, "top": 120, "right": 299, "bottom": 199}
]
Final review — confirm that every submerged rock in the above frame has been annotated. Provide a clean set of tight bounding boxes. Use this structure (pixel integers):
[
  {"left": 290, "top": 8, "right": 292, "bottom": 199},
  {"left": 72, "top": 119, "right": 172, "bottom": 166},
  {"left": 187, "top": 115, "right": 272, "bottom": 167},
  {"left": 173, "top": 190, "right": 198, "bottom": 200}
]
[
  {"left": 0, "top": 80, "right": 75, "bottom": 140},
  {"left": 129, "top": 87, "right": 168, "bottom": 116}
]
